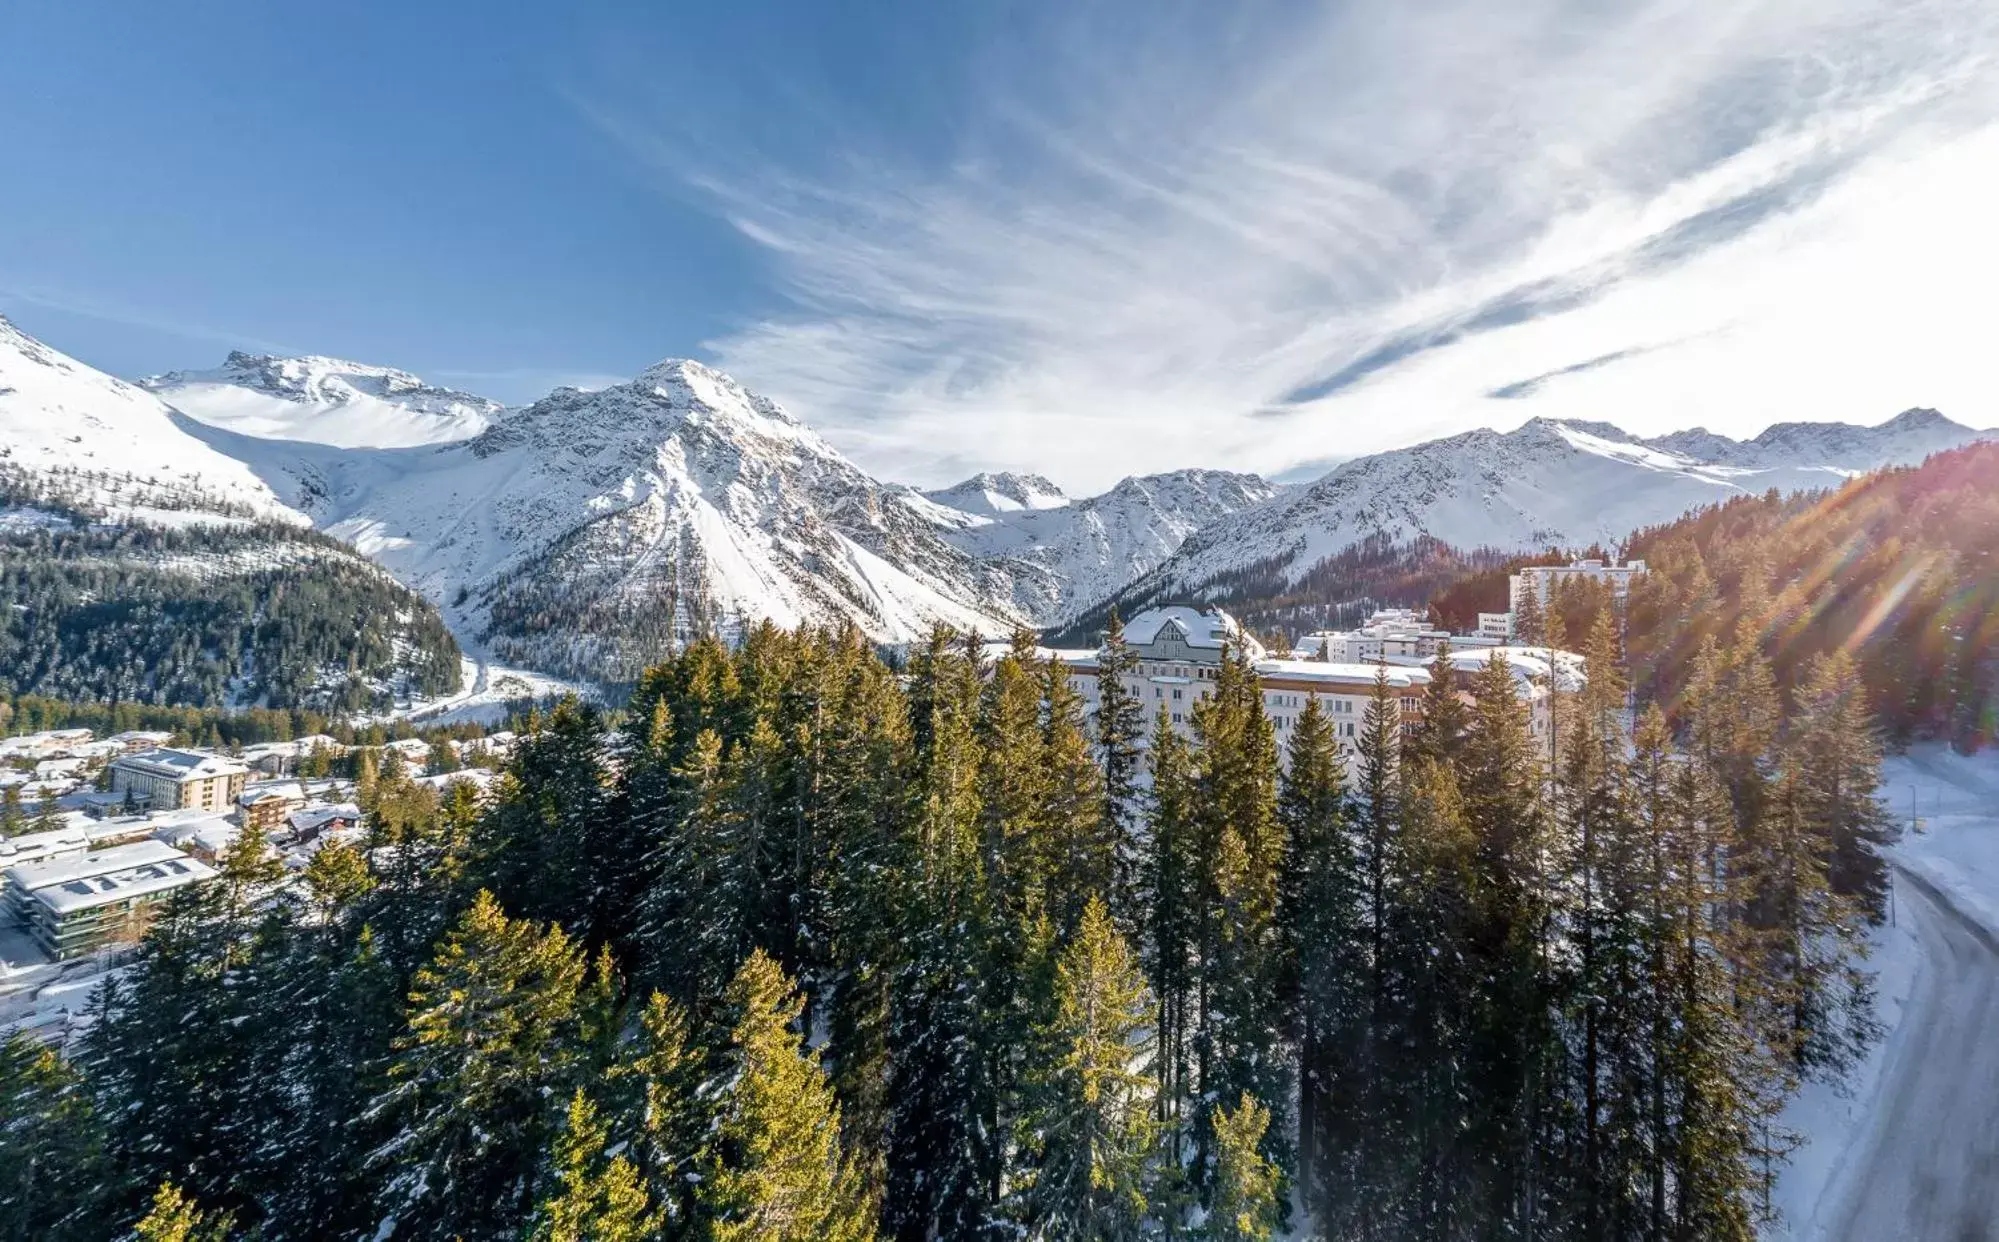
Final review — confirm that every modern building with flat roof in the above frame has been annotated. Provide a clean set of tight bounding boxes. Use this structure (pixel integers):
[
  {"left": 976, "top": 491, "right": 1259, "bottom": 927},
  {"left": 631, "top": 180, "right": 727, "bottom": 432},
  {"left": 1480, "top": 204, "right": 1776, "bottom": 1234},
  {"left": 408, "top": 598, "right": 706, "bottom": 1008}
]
[
  {"left": 108, "top": 748, "right": 248, "bottom": 813},
  {"left": 3, "top": 839, "right": 216, "bottom": 960}
]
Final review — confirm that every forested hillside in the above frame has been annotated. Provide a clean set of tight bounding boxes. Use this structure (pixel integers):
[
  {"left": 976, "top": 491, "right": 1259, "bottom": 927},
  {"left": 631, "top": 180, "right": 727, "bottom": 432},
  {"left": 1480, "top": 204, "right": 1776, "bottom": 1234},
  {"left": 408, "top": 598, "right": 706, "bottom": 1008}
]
[
  {"left": 0, "top": 610, "right": 1890, "bottom": 1240},
  {"left": 0, "top": 488, "right": 460, "bottom": 713},
  {"left": 1619, "top": 442, "right": 1999, "bottom": 752}
]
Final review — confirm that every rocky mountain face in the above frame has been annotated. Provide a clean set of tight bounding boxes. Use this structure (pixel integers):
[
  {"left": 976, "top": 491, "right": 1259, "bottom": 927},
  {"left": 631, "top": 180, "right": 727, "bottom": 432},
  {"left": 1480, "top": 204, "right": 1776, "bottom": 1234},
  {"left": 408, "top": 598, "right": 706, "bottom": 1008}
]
[
  {"left": 915, "top": 467, "right": 1277, "bottom": 624},
  {"left": 202, "top": 358, "right": 1027, "bottom": 684},
  {"left": 10, "top": 312, "right": 1991, "bottom": 691},
  {"left": 1107, "top": 412, "right": 1994, "bottom": 614},
  {"left": 143, "top": 351, "right": 505, "bottom": 449}
]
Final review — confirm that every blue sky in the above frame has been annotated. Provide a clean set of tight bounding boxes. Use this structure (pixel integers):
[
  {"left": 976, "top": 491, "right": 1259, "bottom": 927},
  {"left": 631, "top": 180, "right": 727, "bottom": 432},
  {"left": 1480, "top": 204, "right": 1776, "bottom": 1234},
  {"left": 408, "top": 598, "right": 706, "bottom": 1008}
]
[{"left": 5, "top": 0, "right": 1999, "bottom": 489}]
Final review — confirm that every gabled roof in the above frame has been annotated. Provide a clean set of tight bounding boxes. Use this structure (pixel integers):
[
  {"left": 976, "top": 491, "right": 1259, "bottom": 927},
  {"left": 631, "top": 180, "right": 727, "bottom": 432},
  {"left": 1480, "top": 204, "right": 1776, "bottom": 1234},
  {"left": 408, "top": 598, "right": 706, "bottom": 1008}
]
[{"left": 1120, "top": 607, "right": 1265, "bottom": 660}]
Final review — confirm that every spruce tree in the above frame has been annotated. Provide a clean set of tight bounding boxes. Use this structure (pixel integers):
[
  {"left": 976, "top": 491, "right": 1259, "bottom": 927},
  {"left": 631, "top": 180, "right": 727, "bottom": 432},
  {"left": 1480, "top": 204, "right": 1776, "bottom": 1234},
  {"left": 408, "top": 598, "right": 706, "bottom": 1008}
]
[
  {"left": 1790, "top": 649, "right": 1895, "bottom": 920},
  {"left": 528, "top": 1090, "right": 660, "bottom": 1242},
  {"left": 698, "top": 950, "right": 876, "bottom": 1242},
  {"left": 1142, "top": 703, "right": 1199, "bottom": 1221},
  {"left": 884, "top": 628, "right": 995, "bottom": 1241},
  {"left": 366, "top": 890, "right": 590, "bottom": 1240},
  {"left": 1203, "top": 1094, "right": 1277, "bottom": 1242},
  {"left": 133, "top": 1181, "right": 234, "bottom": 1242},
  {"left": 1188, "top": 642, "right": 1286, "bottom": 1190},
  {"left": 0, "top": 1034, "right": 104, "bottom": 1240},
  {"left": 1014, "top": 897, "right": 1158, "bottom": 1241},
  {"left": 1043, "top": 655, "right": 1110, "bottom": 933},
  {"left": 603, "top": 990, "right": 707, "bottom": 1234},
  {"left": 1275, "top": 696, "right": 1356, "bottom": 1219},
  {"left": 1095, "top": 611, "right": 1148, "bottom": 930}
]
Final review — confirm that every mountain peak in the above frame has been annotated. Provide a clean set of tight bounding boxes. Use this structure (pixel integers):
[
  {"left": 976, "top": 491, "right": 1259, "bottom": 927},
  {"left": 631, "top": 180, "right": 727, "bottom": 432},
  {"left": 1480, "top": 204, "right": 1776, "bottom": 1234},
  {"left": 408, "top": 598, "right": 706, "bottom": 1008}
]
[
  {"left": 143, "top": 352, "right": 503, "bottom": 449},
  {"left": 626, "top": 358, "right": 808, "bottom": 432},
  {"left": 925, "top": 471, "right": 1070, "bottom": 517}
]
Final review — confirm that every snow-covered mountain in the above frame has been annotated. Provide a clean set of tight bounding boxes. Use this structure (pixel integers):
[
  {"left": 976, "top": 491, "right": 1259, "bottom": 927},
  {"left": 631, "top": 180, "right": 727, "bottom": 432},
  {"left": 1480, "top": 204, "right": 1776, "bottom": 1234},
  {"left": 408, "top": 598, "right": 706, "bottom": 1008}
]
[
  {"left": 923, "top": 471, "right": 1070, "bottom": 517},
  {"left": 1114, "top": 411, "right": 1993, "bottom": 609},
  {"left": 0, "top": 316, "right": 303, "bottom": 523},
  {"left": 915, "top": 468, "right": 1277, "bottom": 624},
  {"left": 208, "top": 358, "right": 1025, "bottom": 682},
  {"left": 144, "top": 352, "right": 504, "bottom": 448}
]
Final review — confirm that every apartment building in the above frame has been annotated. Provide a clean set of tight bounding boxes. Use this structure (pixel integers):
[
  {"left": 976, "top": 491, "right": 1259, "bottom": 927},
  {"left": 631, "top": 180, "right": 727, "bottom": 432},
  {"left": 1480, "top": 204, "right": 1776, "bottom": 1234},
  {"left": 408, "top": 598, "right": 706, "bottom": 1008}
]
[
  {"left": 3, "top": 839, "right": 216, "bottom": 960},
  {"left": 108, "top": 748, "right": 249, "bottom": 813}
]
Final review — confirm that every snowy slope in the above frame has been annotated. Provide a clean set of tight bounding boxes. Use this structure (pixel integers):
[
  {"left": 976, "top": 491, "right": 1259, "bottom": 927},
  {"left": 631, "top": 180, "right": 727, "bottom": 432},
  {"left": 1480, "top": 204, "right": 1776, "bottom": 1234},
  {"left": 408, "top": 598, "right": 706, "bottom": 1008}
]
[
  {"left": 0, "top": 316, "right": 304, "bottom": 523},
  {"left": 144, "top": 352, "right": 503, "bottom": 448},
  {"left": 212, "top": 358, "right": 1024, "bottom": 681},
  {"left": 917, "top": 468, "right": 1276, "bottom": 624},
  {"left": 1119, "top": 412, "right": 1993, "bottom": 606},
  {"left": 923, "top": 471, "right": 1070, "bottom": 517}
]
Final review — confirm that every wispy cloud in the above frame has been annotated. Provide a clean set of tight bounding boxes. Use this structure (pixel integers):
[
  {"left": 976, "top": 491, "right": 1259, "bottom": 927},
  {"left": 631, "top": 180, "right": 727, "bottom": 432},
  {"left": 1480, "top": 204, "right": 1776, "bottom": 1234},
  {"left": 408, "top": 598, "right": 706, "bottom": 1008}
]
[
  {"left": 0, "top": 285, "right": 302, "bottom": 357},
  {"left": 591, "top": 0, "right": 1999, "bottom": 490}
]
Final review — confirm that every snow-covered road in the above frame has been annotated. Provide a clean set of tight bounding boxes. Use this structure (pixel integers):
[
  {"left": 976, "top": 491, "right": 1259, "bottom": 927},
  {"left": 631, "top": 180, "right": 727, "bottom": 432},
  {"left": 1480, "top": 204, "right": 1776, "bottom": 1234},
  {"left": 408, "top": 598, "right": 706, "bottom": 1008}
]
[{"left": 1821, "top": 865, "right": 1999, "bottom": 1242}]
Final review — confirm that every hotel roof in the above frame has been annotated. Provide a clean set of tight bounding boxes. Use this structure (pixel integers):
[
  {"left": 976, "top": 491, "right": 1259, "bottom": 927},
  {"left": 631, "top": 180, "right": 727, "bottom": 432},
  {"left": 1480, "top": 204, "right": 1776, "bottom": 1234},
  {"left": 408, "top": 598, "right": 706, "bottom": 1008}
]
[{"left": 114, "top": 748, "right": 249, "bottom": 780}]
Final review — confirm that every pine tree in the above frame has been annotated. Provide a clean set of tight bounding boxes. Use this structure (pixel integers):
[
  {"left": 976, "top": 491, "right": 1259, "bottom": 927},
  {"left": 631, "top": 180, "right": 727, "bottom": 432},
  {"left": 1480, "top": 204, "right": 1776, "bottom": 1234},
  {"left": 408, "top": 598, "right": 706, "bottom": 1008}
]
[
  {"left": 353, "top": 748, "right": 379, "bottom": 814},
  {"left": 1188, "top": 642, "right": 1286, "bottom": 1191},
  {"left": 1275, "top": 697, "right": 1361, "bottom": 1226},
  {"left": 471, "top": 697, "right": 619, "bottom": 944},
  {"left": 1095, "top": 611, "right": 1148, "bottom": 930},
  {"left": 1514, "top": 580, "right": 1547, "bottom": 648},
  {"left": 133, "top": 1181, "right": 233, "bottom": 1242},
  {"left": 699, "top": 950, "right": 877, "bottom": 1242},
  {"left": 885, "top": 628, "right": 995, "bottom": 1241},
  {"left": 366, "top": 890, "right": 590, "bottom": 1240},
  {"left": 1404, "top": 639, "right": 1468, "bottom": 769},
  {"left": 1043, "top": 655, "right": 1110, "bottom": 933},
  {"left": 1014, "top": 897, "right": 1158, "bottom": 1240},
  {"left": 603, "top": 990, "right": 707, "bottom": 1234},
  {"left": 1141, "top": 703, "right": 1198, "bottom": 1225},
  {"left": 0, "top": 1034, "right": 105, "bottom": 1240},
  {"left": 1203, "top": 1094, "right": 1277, "bottom": 1242},
  {"left": 528, "top": 1090, "right": 661, "bottom": 1242},
  {"left": 1789, "top": 649, "right": 1896, "bottom": 920},
  {"left": 1454, "top": 653, "right": 1554, "bottom": 1234}
]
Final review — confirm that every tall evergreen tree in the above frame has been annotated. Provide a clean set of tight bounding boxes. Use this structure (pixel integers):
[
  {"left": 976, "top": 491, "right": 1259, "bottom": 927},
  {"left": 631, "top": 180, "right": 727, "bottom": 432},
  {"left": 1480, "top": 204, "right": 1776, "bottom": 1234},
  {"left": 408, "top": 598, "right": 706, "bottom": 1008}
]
[
  {"left": 1142, "top": 703, "right": 1199, "bottom": 1221},
  {"left": 1095, "top": 611, "right": 1148, "bottom": 930},
  {"left": 366, "top": 891, "right": 591, "bottom": 1240},
  {"left": 1014, "top": 897, "right": 1158, "bottom": 1241},
  {"left": 1275, "top": 696, "right": 1356, "bottom": 1219},
  {"left": 1203, "top": 1094, "right": 1277, "bottom": 1242},
  {"left": 528, "top": 1091, "right": 660, "bottom": 1242},
  {"left": 698, "top": 950, "right": 877, "bottom": 1242},
  {"left": 0, "top": 1034, "right": 104, "bottom": 1240},
  {"left": 1188, "top": 642, "right": 1286, "bottom": 1191}
]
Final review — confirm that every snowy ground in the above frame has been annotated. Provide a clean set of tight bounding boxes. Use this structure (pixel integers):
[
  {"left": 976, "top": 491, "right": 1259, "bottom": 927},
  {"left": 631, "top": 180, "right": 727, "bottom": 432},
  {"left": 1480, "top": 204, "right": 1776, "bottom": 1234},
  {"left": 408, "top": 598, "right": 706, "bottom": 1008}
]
[
  {"left": 1766, "top": 744, "right": 1999, "bottom": 1240},
  {"left": 357, "top": 650, "right": 590, "bottom": 729}
]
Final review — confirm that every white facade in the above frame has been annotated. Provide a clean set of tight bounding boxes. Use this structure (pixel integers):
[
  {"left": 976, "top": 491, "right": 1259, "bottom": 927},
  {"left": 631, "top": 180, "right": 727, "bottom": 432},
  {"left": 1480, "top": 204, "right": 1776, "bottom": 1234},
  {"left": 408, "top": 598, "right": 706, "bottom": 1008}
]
[
  {"left": 1295, "top": 607, "right": 1504, "bottom": 664},
  {"left": 1059, "top": 608, "right": 1575, "bottom": 765},
  {"left": 1508, "top": 557, "right": 1648, "bottom": 613},
  {"left": 109, "top": 748, "right": 249, "bottom": 813}
]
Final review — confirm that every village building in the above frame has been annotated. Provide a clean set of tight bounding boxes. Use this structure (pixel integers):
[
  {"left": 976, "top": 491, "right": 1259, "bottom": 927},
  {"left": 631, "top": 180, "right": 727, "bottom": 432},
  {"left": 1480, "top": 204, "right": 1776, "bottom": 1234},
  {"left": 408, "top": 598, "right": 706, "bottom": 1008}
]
[
  {"left": 1508, "top": 556, "right": 1648, "bottom": 614},
  {"left": 107, "top": 748, "right": 248, "bottom": 813},
  {"left": 3, "top": 839, "right": 216, "bottom": 960},
  {"left": 1055, "top": 607, "right": 1577, "bottom": 764},
  {"left": 236, "top": 781, "right": 308, "bottom": 832}
]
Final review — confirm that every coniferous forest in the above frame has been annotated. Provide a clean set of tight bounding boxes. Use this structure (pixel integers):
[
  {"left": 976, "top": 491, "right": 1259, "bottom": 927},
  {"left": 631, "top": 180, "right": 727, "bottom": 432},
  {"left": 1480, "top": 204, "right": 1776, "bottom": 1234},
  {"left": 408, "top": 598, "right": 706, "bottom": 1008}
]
[
  {"left": 0, "top": 502, "right": 461, "bottom": 713},
  {"left": 0, "top": 596, "right": 1891, "bottom": 1241}
]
